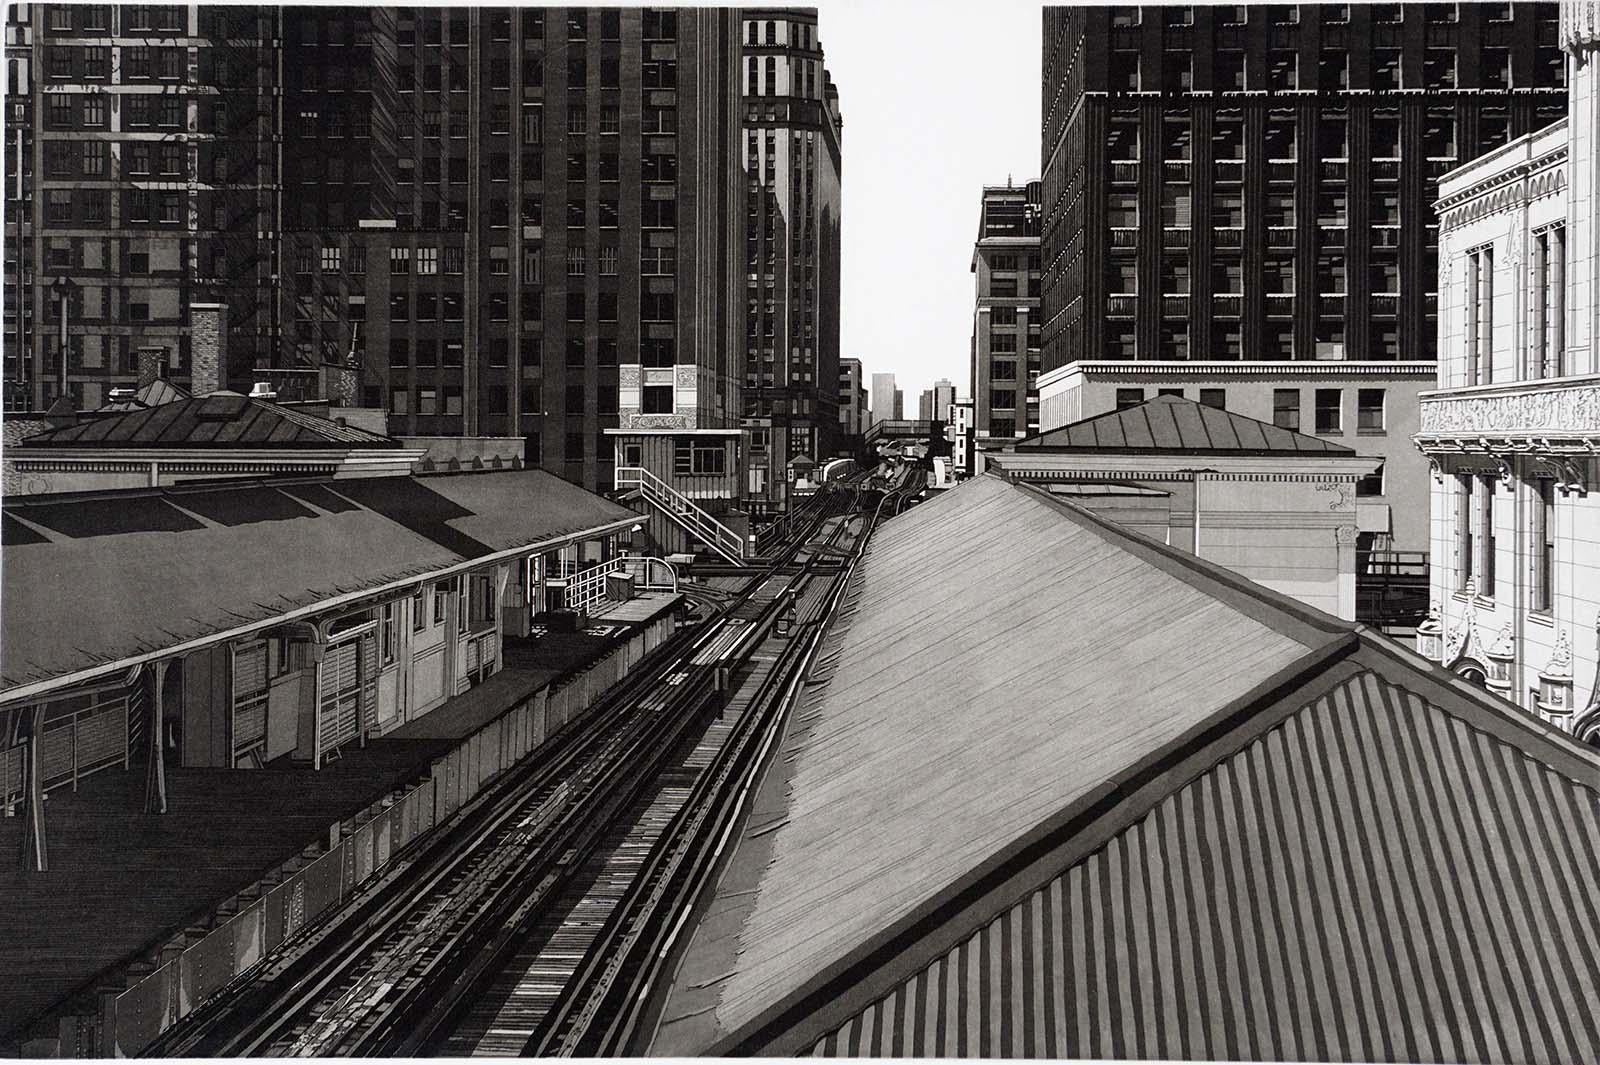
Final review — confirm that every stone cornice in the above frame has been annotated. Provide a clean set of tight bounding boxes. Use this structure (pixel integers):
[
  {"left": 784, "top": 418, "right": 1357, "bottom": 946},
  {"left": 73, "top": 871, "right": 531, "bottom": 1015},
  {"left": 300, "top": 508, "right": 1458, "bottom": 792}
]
[
  {"left": 1038, "top": 360, "right": 1435, "bottom": 390},
  {"left": 1435, "top": 149, "right": 1568, "bottom": 234},
  {"left": 1415, "top": 378, "right": 1600, "bottom": 457}
]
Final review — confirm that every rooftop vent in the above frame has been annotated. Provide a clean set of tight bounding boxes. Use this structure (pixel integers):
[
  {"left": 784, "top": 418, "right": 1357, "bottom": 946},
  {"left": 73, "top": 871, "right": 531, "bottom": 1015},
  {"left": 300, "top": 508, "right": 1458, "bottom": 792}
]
[{"left": 248, "top": 381, "right": 278, "bottom": 401}]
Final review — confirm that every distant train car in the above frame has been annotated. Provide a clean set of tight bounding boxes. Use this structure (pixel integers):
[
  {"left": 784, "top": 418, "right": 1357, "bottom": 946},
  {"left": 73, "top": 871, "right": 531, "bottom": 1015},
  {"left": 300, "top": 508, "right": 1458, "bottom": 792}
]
[{"left": 820, "top": 458, "right": 857, "bottom": 483}]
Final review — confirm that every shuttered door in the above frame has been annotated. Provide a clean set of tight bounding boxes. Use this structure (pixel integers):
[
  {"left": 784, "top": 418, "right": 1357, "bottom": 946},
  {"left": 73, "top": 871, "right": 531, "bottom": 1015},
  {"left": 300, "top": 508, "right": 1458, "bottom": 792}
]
[
  {"left": 359, "top": 635, "right": 379, "bottom": 734},
  {"left": 318, "top": 641, "right": 361, "bottom": 756},
  {"left": 232, "top": 643, "right": 269, "bottom": 756}
]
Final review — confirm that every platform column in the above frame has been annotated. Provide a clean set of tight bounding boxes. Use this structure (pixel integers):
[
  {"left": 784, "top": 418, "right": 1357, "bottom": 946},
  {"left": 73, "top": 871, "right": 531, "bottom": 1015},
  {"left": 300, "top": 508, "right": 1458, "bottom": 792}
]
[
  {"left": 22, "top": 705, "right": 46, "bottom": 871},
  {"left": 144, "top": 659, "right": 170, "bottom": 815}
]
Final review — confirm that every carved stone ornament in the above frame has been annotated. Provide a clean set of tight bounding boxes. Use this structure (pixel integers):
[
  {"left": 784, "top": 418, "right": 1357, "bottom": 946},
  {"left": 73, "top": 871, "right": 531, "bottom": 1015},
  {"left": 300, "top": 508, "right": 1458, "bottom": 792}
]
[
  {"left": 1317, "top": 480, "right": 1354, "bottom": 511},
  {"left": 1443, "top": 607, "right": 1474, "bottom": 667},
  {"left": 1494, "top": 456, "right": 1514, "bottom": 488},
  {"left": 1418, "top": 384, "right": 1600, "bottom": 435},
  {"left": 1335, "top": 524, "right": 1359, "bottom": 546},
  {"left": 1486, "top": 622, "right": 1516, "bottom": 661},
  {"left": 1541, "top": 629, "right": 1574, "bottom": 682}
]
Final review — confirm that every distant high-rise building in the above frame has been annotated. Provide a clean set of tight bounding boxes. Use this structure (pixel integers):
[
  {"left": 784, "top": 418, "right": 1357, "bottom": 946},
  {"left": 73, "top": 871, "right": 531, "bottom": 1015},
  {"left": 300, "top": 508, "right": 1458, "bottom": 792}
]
[
  {"left": 869, "top": 371, "right": 896, "bottom": 425},
  {"left": 970, "top": 183, "right": 1042, "bottom": 447},
  {"left": 892, "top": 387, "right": 903, "bottom": 420},
  {"left": 917, "top": 388, "right": 933, "bottom": 421},
  {"left": 4, "top": 4, "right": 281, "bottom": 411},
  {"left": 931, "top": 378, "right": 956, "bottom": 422},
  {"left": 1038, "top": 2, "right": 1568, "bottom": 566},
  {"left": 740, "top": 8, "right": 843, "bottom": 516},
  {"left": 274, "top": 6, "right": 746, "bottom": 502},
  {"left": 837, "top": 355, "right": 867, "bottom": 437}
]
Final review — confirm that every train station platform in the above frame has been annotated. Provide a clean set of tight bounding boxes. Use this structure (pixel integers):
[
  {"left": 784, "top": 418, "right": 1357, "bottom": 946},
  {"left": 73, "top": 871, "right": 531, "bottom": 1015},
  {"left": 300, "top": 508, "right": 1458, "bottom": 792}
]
[{"left": 0, "top": 592, "right": 682, "bottom": 1048}]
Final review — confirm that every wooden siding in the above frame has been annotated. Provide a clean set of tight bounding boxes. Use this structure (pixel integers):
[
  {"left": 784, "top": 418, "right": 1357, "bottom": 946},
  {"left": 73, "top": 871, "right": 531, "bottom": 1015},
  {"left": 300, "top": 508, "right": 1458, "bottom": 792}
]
[{"left": 808, "top": 669, "right": 1600, "bottom": 1062}]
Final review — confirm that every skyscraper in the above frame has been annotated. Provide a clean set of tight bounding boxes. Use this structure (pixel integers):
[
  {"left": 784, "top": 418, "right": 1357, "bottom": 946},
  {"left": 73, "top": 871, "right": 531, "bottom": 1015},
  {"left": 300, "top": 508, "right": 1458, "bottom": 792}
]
[
  {"left": 837, "top": 355, "right": 866, "bottom": 437},
  {"left": 970, "top": 182, "right": 1042, "bottom": 446},
  {"left": 276, "top": 7, "right": 746, "bottom": 496},
  {"left": 1040, "top": 3, "right": 1566, "bottom": 385},
  {"left": 869, "top": 370, "right": 896, "bottom": 425},
  {"left": 4, "top": 4, "right": 281, "bottom": 411},
  {"left": 739, "top": 8, "right": 843, "bottom": 517},
  {"left": 1037, "top": 2, "right": 1568, "bottom": 564}
]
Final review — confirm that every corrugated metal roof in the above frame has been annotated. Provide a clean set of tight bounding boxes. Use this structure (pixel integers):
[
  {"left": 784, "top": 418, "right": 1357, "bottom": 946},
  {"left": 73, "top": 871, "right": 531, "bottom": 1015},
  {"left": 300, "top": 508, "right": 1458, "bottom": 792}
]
[
  {"left": 20, "top": 392, "right": 397, "bottom": 449},
  {"left": 1, "top": 471, "right": 636, "bottom": 693},
  {"left": 1013, "top": 395, "right": 1353, "bottom": 455},
  {"left": 650, "top": 475, "right": 1342, "bottom": 1054},
  {"left": 805, "top": 667, "right": 1600, "bottom": 1063}
]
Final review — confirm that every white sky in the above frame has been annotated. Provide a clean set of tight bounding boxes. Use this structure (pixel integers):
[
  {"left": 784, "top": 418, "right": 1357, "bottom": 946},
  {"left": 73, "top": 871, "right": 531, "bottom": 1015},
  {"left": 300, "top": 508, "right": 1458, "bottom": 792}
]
[{"left": 817, "top": 0, "right": 1043, "bottom": 402}]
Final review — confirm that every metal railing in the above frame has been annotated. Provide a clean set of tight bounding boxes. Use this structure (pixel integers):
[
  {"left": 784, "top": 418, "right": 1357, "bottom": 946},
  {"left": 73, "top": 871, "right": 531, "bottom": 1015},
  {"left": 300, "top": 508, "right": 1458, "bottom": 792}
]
[
  {"left": 562, "top": 557, "right": 629, "bottom": 616},
  {"left": 615, "top": 466, "right": 745, "bottom": 563}
]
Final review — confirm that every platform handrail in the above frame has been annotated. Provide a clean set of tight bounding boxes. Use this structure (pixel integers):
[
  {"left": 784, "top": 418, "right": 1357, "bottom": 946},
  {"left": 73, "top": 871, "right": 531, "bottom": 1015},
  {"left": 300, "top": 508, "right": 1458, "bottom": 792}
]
[
  {"left": 615, "top": 466, "right": 745, "bottom": 564},
  {"left": 561, "top": 558, "right": 629, "bottom": 616}
]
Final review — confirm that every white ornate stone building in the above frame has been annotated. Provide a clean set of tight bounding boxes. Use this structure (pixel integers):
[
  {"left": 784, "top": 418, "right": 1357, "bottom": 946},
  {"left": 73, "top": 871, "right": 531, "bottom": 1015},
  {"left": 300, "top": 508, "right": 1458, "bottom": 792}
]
[{"left": 1417, "top": 0, "right": 1600, "bottom": 742}]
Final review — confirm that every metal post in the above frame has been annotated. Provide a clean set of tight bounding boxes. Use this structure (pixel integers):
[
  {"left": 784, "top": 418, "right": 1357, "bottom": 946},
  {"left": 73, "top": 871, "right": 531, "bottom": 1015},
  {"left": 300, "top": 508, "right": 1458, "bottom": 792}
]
[
  {"left": 145, "top": 660, "right": 169, "bottom": 814},
  {"left": 23, "top": 706, "right": 46, "bottom": 872},
  {"left": 1191, "top": 470, "right": 1203, "bottom": 557}
]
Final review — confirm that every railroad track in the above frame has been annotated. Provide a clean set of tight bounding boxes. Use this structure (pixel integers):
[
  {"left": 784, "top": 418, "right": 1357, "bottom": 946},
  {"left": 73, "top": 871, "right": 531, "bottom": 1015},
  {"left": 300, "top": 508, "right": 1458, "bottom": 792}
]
[
  {"left": 425, "top": 511, "right": 866, "bottom": 1057},
  {"left": 515, "top": 487, "right": 912, "bottom": 1058},
  {"left": 143, "top": 482, "right": 877, "bottom": 1059}
]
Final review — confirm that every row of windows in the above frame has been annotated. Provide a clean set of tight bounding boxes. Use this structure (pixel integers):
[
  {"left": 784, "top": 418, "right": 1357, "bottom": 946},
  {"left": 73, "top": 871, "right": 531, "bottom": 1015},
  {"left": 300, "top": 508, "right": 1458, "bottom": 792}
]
[
  {"left": 1110, "top": 190, "right": 1406, "bottom": 229},
  {"left": 1111, "top": 4, "right": 1530, "bottom": 28},
  {"left": 1107, "top": 260, "right": 1404, "bottom": 296},
  {"left": 1461, "top": 227, "right": 1570, "bottom": 388},
  {"left": 45, "top": 93, "right": 186, "bottom": 130},
  {"left": 1099, "top": 325, "right": 1411, "bottom": 361},
  {"left": 1106, "top": 112, "right": 1469, "bottom": 164},
  {"left": 1453, "top": 473, "right": 1557, "bottom": 612},
  {"left": 1107, "top": 46, "right": 1561, "bottom": 95}
]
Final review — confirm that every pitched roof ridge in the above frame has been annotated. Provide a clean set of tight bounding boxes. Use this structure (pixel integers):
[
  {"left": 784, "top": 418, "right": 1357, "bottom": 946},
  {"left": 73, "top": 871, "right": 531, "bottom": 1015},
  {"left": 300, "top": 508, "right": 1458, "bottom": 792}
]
[
  {"left": 1015, "top": 393, "right": 1354, "bottom": 455},
  {"left": 707, "top": 630, "right": 1365, "bottom": 1056}
]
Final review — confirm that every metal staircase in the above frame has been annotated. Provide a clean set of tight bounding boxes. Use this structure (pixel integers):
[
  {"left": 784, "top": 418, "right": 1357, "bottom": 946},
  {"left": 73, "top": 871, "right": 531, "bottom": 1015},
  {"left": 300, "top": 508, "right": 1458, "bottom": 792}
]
[{"left": 615, "top": 466, "right": 747, "bottom": 564}]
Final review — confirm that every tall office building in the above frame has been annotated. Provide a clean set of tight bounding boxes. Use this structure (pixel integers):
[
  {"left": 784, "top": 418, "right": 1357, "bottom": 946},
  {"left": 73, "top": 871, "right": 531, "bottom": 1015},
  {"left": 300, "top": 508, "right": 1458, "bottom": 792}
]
[
  {"left": 970, "top": 182, "right": 1042, "bottom": 446},
  {"left": 740, "top": 8, "right": 842, "bottom": 517},
  {"left": 277, "top": 7, "right": 746, "bottom": 497},
  {"left": 1038, "top": 2, "right": 1567, "bottom": 563},
  {"left": 869, "top": 370, "right": 896, "bottom": 425},
  {"left": 916, "top": 379, "right": 956, "bottom": 422},
  {"left": 1041, "top": 3, "right": 1566, "bottom": 382},
  {"left": 837, "top": 355, "right": 866, "bottom": 437},
  {"left": 4, "top": 3, "right": 280, "bottom": 411}
]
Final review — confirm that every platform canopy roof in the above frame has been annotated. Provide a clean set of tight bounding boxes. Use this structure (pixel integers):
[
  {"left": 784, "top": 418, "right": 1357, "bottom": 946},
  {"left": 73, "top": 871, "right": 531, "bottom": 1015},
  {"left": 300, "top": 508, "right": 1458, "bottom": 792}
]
[
  {"left": 1, "top": 470, "right": 637, "bottom": 699},
  {"left": 1012, "top": 394, "right": 1354, "bottom": 455},
  {"left": 649, "top": 474, "right": 1600, "bottom": 1063},
  {"left": 20, "top": 392, "right": 396, "bottom": 449}
]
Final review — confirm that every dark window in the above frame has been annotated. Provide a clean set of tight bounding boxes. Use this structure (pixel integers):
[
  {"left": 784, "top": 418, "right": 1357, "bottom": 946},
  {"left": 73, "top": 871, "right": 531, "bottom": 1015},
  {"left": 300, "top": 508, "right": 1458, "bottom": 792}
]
[
  {"left": 1272, "top": 389, "right": 1301, "bottom": 431},
  {"left": 1115, "top": 388, "right": 1144, "bottom": 410},
  {"left": 1198, "top": 389, "right": 1225, "bottom": 411},
  {"left": 1357, "top": 389, "right": 1385, "bottom": 432},
  {"left": 1314, "top": 388, "right": 1342, "bottom": 434}
]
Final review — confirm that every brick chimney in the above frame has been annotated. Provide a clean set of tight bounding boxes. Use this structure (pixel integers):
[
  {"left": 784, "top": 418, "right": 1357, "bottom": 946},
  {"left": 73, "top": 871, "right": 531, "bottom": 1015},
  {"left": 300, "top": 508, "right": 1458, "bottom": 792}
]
[
  {"left": 136, "top": 346, "right": 167, "bottom": 389},
  {"left": 188, "top": 303, "right": 229, "bottom": 395}
]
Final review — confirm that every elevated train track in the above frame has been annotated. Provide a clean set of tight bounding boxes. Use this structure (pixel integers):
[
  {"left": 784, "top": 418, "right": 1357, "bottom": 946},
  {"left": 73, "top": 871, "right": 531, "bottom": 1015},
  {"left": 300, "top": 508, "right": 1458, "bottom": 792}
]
[{"left": 144, "top": 468, "right": 918, "bottom": 1058}]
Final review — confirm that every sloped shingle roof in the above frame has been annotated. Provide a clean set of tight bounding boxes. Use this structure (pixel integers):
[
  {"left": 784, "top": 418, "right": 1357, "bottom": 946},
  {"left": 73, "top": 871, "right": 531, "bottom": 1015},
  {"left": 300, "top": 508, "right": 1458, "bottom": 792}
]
[
  {"left": 650, "top": 474, "right": 1349, "bottom": 1054},
  {"left": 21, "top": 392, "right": 396, "bottom": 449},
  {"left": 649, "top": 475, "right": 1600, "bottom": 1062},
  {"left": 1012, "top": 395, "right": 1353, "bottom": 455},
  {"left": 1, "top": 470, "right": 635, "bottom": 694}
]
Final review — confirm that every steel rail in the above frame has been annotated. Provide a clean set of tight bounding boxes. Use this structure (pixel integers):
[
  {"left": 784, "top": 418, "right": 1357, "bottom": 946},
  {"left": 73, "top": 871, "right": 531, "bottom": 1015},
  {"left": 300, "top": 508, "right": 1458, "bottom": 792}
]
[{"left": 518, "top": 493, "right": 900, "bottom": 1056}]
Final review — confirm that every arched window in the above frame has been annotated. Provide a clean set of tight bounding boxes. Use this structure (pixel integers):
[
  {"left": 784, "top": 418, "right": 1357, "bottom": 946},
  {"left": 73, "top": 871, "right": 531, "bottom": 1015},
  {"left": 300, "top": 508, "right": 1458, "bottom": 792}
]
[
  {"left": 747, "top": 21, "right": 757, "bottom": 45},
  {"left": 765, "top": 20, "right": 776, "bottom": 44},
  {"left": 765, "top": 56, "right": 776, "bottom": 96}
]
